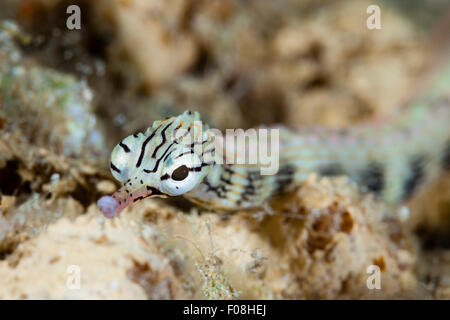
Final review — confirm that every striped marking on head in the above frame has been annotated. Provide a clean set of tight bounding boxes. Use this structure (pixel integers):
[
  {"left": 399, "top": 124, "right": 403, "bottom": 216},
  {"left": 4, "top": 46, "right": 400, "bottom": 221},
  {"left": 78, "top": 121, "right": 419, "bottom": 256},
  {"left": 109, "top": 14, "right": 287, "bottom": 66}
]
[
  {"left": 119, "top": 142, "right": 131, "bottom": 153},
  {"left": 136, "top": 122, "right": 164, "bottom": 168},
  {"left": 110, "top": 162, "right": 121, "bottom": 174}
]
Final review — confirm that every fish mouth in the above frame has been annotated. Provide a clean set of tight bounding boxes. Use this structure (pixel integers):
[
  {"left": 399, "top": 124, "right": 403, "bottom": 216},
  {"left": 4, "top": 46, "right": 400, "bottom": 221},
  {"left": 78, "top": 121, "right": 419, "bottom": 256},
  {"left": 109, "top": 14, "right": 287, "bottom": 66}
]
[{"left": 97, "top": 185, "right": 168, "bottom": 218}]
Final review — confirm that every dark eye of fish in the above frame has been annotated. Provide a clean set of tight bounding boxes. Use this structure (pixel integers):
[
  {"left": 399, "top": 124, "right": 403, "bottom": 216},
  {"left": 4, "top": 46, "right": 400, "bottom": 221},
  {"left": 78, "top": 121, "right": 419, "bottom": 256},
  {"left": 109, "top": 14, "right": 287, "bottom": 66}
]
[{"left": 171, "top": 165, "right": 189, "bottom": 181}]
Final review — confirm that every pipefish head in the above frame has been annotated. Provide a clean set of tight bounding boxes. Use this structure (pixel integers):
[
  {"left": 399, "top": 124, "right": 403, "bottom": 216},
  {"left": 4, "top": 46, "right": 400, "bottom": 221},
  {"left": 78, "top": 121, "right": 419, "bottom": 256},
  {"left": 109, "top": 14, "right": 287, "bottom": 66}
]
[{"left": 98, "top": 110, "right": 216, "bottom": 218}]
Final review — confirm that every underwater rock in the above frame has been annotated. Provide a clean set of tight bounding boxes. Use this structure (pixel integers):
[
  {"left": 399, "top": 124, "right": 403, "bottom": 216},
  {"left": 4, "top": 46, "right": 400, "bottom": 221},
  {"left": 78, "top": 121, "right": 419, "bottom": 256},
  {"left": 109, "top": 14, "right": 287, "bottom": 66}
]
[
  {"left": 0, "top": 21, "right": 106, "bottom": 163},
  {"left": 0, "top": 176, "right": 421, "bottom": 299}
]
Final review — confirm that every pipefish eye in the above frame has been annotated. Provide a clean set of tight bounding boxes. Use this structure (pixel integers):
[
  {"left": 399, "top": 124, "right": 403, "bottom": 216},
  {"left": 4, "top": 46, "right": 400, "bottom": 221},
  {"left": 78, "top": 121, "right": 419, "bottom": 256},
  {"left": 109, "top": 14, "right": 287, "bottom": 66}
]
[
  {"left": 160, "top": 152, "right": 202, "bottom": 196},
  {"left": 171, "top": 165, "right": 189, "bottom": 181}
]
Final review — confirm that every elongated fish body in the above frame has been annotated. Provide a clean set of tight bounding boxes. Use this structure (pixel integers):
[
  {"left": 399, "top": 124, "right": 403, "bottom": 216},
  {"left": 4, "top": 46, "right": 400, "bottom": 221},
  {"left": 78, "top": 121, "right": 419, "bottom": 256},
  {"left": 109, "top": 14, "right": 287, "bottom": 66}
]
[{"left": 98, "top": 61, "right": 450, "bottom": 217}]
